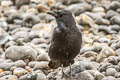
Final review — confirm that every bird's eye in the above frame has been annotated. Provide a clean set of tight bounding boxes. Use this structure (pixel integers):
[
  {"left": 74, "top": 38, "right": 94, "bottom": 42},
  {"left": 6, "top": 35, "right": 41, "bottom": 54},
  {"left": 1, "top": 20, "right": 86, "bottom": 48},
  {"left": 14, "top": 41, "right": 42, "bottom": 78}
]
[
  {"left": 59, "top": 14, "right": 63, "bottom": 17},
  {"left": 57, "top": 11, "right": 64, "bottom": 17}
]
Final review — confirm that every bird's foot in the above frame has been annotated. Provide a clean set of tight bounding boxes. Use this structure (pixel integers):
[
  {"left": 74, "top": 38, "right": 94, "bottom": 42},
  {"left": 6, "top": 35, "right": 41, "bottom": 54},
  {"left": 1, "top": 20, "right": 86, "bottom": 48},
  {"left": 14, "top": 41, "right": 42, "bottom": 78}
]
[{"left": 62, "top": 71, "right": 69, "bottom": 78}]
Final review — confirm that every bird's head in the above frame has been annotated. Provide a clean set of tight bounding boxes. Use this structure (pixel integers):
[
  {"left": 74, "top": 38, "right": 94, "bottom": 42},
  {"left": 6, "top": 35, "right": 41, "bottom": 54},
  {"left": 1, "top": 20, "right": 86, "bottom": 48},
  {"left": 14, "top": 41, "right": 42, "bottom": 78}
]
[{"left": 48, "top": 10, "right": 76, "bottom": 30}]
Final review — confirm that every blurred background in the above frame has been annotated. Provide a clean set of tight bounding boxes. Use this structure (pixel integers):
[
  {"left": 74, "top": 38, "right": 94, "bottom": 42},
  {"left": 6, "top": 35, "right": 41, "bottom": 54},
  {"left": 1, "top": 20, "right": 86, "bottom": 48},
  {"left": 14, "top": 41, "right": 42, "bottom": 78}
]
[{"left": 0, "top": 0, "right": 120, "bottom": 80}]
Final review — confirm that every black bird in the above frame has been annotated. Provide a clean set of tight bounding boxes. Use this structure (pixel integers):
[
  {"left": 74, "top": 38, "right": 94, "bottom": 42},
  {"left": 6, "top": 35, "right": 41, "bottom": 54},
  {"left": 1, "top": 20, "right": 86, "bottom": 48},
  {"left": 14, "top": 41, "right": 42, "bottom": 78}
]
[{"left": 48, "top": 10, "right": 82, "bottom": 76}]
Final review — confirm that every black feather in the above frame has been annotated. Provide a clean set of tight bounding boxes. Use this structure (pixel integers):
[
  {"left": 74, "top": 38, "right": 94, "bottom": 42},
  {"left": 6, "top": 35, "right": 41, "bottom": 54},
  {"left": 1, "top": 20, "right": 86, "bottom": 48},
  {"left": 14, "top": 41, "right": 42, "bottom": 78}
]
[{"left": 48, "top": 10, "right": 82, "bottom": 69}]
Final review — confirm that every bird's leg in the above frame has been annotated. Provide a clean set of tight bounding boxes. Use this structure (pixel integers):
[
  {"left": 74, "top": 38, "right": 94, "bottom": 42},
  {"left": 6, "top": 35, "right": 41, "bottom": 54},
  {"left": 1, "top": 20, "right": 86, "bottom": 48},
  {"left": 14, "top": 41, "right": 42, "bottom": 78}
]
[
  {"left": 61, "top": 64, "right": 65, "bottom": 76},
  {"left": 69, "top": 63, "right": 72, "bottom": 77},
  {"left": 61, "top": 64, "right": 68, "bottom": 78}
]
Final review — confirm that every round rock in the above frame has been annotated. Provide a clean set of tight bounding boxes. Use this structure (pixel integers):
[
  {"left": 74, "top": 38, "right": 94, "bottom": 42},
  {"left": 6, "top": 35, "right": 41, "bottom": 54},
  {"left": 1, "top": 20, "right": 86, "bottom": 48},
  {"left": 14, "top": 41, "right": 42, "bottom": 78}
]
[
  {"left": 13, "top": 68, "right": 28, "bottom": 77},
  {"left": 5, "top": 46, "right": 37, "bottom": 61},
  {"left": 106, "top": 68, "right": 117, "bottom": 76},
  {"left": 0, "top": 75, "right": 18, "bottom": 80},
  {"left": 102, "top": 76, "right": 117, "bottom": 80}
]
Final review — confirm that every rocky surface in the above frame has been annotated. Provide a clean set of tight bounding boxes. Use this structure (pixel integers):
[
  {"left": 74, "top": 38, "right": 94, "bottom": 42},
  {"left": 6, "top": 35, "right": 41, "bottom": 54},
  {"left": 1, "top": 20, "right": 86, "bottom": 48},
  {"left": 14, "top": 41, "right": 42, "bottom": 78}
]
[{"left": 0, "top": 0, "right": 120, "bottom": 80}]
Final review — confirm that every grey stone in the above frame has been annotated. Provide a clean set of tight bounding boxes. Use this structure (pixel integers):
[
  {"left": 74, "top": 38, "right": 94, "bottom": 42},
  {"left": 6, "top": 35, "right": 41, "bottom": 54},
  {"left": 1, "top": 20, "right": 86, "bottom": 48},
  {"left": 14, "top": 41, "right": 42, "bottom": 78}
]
[
  {"left": 0, "top": 60, "right": 26, "bottom": 70},
  {"left": 15, "top": 0, "right": 30, "bottom": 9},
  {"left": 96, "top": 46, "right": 115, "bottom": 62},
  {"left": 106, "top": 68, "right": 117, "bottom": 76},
  {"left": 0, "top": 75, "right": 18, "bottom": 80},
  {"left": 28, "top": 61, "right": 38, "bottom": 68},
  {"left": 5, "top": 46, "right": 37, "bottom": 61},
  {"left": 115, "top": 49, "right": 120, "bottom": 56},
  {"left": 76, "top": 71, "right": 94, "bottom": 80},
  {"left": 0, "top": 71, "right": 12, "bottom": 77},
  {"left": 111, "top": 15, "right": 120, "bottom": 25},
  {"left": 106, "top": 10, "right": 118, "bottom": 19},
  {"left": 0, "top": 20, "right": 8, "bottom": 31},
  {"left": 19, "top": 72, "right": 37, "bottom": 80},
  {"left": 12, "top": 31, "right": 30, "bottom": 42},
  {"left": 37, "top": 73, "right": 47, "bottom": 80},
  {"left": 0, "top": 28, "right": 11, "bottom": 45},
  {"left": 109, "top": 1, "right": 120, "bottom": 10},
  {"left": 115, "top": 72, "right": 120, "bottom": 78},
  {"left": 33, "top": 61, "right": 49, "bottom": 71},
  {"left": 37, "top": 53, "right": 49, "bottom": 61},
  {"left": 13, "top": 68, "right": 28, "bottom": 77},
  {"left": 65, "top": 3, "right": 92, "bottom": 16},
  {"left": 23, "top": 13, "right": 40, "bottom": 28},
  {"left": 108, "top": 56, "right": 118, "bottom": 65},
  {"left": 102, "top": 76, "right": 117, "bottom": 80}
]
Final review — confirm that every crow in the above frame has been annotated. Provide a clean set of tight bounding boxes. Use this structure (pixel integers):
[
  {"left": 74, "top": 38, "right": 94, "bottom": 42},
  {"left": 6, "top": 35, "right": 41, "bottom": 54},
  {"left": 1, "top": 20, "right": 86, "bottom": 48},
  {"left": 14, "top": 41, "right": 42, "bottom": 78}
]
[{"left": 48, "top": 10, "right": 82, "bottom": 76}]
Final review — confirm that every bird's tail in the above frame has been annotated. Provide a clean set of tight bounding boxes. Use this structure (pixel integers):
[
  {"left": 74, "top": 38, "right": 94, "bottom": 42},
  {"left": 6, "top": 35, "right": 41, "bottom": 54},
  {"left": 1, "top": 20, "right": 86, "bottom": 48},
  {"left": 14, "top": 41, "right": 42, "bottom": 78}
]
[
  {"left": 48, "top": 60, "right": 74, "bottom": 69},
  {"left": 48, "top": 61, "right": 61, "bottom": 69}
]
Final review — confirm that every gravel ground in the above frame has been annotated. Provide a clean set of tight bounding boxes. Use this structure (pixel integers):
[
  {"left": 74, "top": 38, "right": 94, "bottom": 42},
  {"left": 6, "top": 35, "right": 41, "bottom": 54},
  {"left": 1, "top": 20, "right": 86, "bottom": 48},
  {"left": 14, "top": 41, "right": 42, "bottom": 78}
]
[{"left": 0, "top": 0, "right": 120, "bottom": 80}]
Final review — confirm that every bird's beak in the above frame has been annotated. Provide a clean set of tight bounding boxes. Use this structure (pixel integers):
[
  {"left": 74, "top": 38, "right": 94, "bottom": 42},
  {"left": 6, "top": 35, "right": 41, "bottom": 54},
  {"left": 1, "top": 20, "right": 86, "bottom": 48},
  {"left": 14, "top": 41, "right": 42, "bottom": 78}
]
[{"left": 47, "top": 10, "right": 58, "bottom": 17}]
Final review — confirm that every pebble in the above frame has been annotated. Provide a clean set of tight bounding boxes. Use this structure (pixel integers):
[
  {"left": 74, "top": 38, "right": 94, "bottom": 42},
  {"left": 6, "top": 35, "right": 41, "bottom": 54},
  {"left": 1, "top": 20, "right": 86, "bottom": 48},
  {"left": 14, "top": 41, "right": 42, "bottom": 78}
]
[
  {"left": 108, "top": 56, "right": 118, "bottom": 65},
  {"left": 106, "top": 68, "right": 117, "bottom": 76},
  {"left": 0, "top": 62, "right": 14, "bottom": 70},
  {"left": 37, "top": 72, "right": 47, "bottom": 80},
  {"left": 28, "top": 31, "right": 40, "bottom": 39},
  {"left": 66, "top": 3, "right": 92, "bottom": 16},
  {"left": 15, "top": 0, "right": 30, "bottom": 9},
  {"left": 0, "top": 20, "right": 8, "bottom": 31},
  {"left": 31, "top": 23, "right": 53, "bottom": 38},
  {"left": 31, "top": 38, "right": 46, "bottom": 45},
  {"left": 100, "top": 63, "right": 114, "bottom": 72},
  {"left": 35, "top": 47, "right": 46, "bottom": 55},
  {"left": 97, "top": 46, "right": 115, "bottom": 62},
  {"left": 106, "top": 10, "right": 118, "bottom": 19},
  {"left": 37, "top": 4, "right": 50, "bottom": 12},
  {"left": 0, "top": 71, "right": 12, "bottom": 77},
  {"left": 95, "top": 18, "right": 110, "bottom": 25},
  {"left": 0, "top": 28, "right": 11, "bottom": 45},
  {"left": 76, "top": 71, "right": 94, "bottom": 80},
  {"left": 65, "top": 61, "right": 86, "bottom": 75},
  {"left": 111, "top": 40, "right": 120, "bottom": 50},
  {"left": 80, "top": 42, "right": 102, "bottom": 54},
  {"left": 23, "top": 13, "right": 40, "bottom": 28},
  {"left": 111, "top": 15, "right": 120, "bottom": 25},
  {"left": 92, "top": 7, "right": 105, "bottom": 13},
  {"left": 98, "top": 25, "right": 118, "bottom": 34},
  {"left": 0, "top": 48, "right": 4, "bottom": 58},
  {"left": 33, "top": 61, "right": 49, "bottom": 70},
  {"left": 115, "top": 72, "right": 120, "bottom": 78},
  {"left": 0, "top": 75, "right": 18, "bottom": 80},
  {"left": 83, "top": 51, "right": 98, "bottom": 59},
  {"left": 0, "top": 0, "right": 120, "bottom": 79},
  {"left": 37, "top": 53, "right": 49, "bottom": 61},
  {"left": 98, "top": 37, "right": 110, "bottom": 43},
  {"left": 28, "top": 61, "right": 38, "bottom": 68},
  {"left": 115, "top": 49, "right": 120, "bottom": 56},
  {"left": 5, "top": 46, "right": 37, "bottom": 61},
  {"left": 5, "top": 10, "right": 21, "bottom": 24},
  {"left": 26, "top": 8, "right": 38, "bottom": 14},
  {"left": 102, "top": 76, "right": 117, "bottom": 80},
  {"left": 12, "top": 31, "right": 30, "bottom": 42},
  {"left": 38, "top": 13, "right": 54, "bottom": 23},
  {"left": 19, "top": 72, "right": 37, "bottom": 80},
  {"left": 88, "top": 70, "right": 104, "bottom": 80},
  {"left": 117, "top": 8, "right": 120, "bottom": 13},
  {"left": 14, "top": 60, "right": 26, "bottom": 68},
  {"left": 13, "top": 68, "right": 28, "bottom": 77},
  {"left": 1, "top": 0, "right": 13, "bottom": 9},
  {"left": 109, "top": 1, "right": 120, "bottom": 10},
  {"left": 0, "top": 60, "right": 26, "bottom": 70},
  {"left": 14, "top": 19, "right": 23, "bottom": 25}
]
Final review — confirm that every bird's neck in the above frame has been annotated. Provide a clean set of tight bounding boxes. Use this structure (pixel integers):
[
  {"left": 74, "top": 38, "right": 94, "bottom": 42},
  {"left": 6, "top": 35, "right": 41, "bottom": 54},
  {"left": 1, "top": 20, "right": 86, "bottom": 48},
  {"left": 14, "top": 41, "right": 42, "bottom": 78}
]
[
  {"left": 57, "top": 21, "right": 76, "bottom": 32},
  {"left": 57, "top": 21, "right": 67, "bottom": 32}
]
